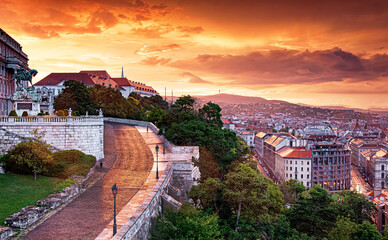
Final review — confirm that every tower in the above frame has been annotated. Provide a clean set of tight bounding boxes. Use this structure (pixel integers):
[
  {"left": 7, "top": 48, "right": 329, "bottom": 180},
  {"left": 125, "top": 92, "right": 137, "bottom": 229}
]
[{"left": 121, "top": 67, "right": 124, "bottom": 78}]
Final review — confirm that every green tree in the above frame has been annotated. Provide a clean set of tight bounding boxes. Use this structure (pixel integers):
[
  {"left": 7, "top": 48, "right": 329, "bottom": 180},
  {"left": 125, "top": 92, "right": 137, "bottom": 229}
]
[
  {"left": 4, "top": 130, "right": 53, "bottom": 180},
  {"left": 333, "top": 190, "right": 377, "bottom": 224},
  {"left": 279, "top": 179, "right": 306, "bottom": 206},
  {"left": 189, "top": 177, "right": 223, "bottom": 213},
  {"left": 150, "top": 203, "right": 222, "bottom": 240},
  {"left": 328, "top": 217, "right": 357, "bottom": 240},
  {"left": 287, "top": 185, "right": 337, "bottom": 239},
  {"left": 54, "top": 80, "right": 96, "bottom": 115},
  {"left": 264, "top": 215, "right": 313, "bottom": 240},
  {"left": 193, "top": 148, "right": 221, "bottom": 181},
  {"left": 199, "top": 101, "right": 223, "bottom": 128},
  {"left": 89, "top": 84, "right": 140, "bottom": 119},
  {"left": 382, "top": 225, "right": 388, "bottom": 240},
  {"left": 350, "top": 221, "right": 380, "bottom": 240},
  {"left": 224, "top": 163, "right": 283, "bottom": 231}
]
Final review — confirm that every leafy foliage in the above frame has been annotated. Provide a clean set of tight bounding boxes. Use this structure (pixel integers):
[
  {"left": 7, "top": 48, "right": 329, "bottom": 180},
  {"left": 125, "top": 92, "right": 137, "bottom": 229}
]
[
  {"left": 150, "top": 203, "right": 222, "bottom": 240},
  {"left": 8, "top": 110, "right": 17, "bottom": 116},
  {"left": 55, "top": 178, "right": 77, "bottom": 192},
  {"left": 279, "top": 179, "right": 306, "bottom": 206},
  {"left": 333, "top": 190, "right": 377, "bottom": 224},
  {"left": 54, "top": 80, "right": 96, "bottom": 115},
  {"left": 287, "top": 185, "right": 337, "bottom": 239}
]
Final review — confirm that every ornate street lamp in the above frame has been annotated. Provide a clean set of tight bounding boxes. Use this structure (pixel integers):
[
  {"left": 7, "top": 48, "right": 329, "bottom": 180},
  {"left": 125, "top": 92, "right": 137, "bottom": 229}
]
[
  {"left": 111, "top": 183, "right": 118, "bottom": 236},
  {"left": 146, "top": 112, "right": 149, "bottom": 132},
  {"left": 155, "top": 144, "right": 159, "bottom": 179}
]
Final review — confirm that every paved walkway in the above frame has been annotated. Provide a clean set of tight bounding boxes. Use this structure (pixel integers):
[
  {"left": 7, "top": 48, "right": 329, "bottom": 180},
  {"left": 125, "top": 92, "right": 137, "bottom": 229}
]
[{"left": 23, "top": 123, "right": 154, "bottom": 240}]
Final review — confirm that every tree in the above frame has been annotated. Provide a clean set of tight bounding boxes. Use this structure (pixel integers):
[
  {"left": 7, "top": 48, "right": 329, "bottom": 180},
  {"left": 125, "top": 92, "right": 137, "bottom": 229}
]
[
  {"left": 192, "top": 148, "right": 221, "bottom": 181},
  {"left": 4, "top": 130, "right": 53, "bottom": 180},
  {"left": 287, "top": 185, "right": 337, "bottom": 239},
  {"left": 381, "top": 225, "right": 388, "bottom": 240},
  {"left": 224, "top": 163, "right": 283, "bottom": 231},
  {"left": 263, "top": 215, "right": 313, "bottom": 240},
  {"left": 279, "top": 179, "right": 306, "bottom": 206},
  {"left": 150, "top": 203, "right": 222, "bottom": 240},
  {"left": 333, "top": 190, "right": 377, "bottom": 224},
  {"left": 199, "top": 101, "right": 223, "bottom": 128},
  {"left": 173, "top": 95, "right": 195, "bottom": 113},
  {"left": 189, "top": 177, "right": 223, "bottom": 213},
  {"left": 328, "top": 217, "right": 357, "bottom": 240},
  {"left": 350, "top": 221, "right": 381, "bottom": 240},
  {"left": 54, "top": 80, "right": 96, "bottom": 115},
  {"left": 89, "top": 84, "right": 141, "bottom": 119}
]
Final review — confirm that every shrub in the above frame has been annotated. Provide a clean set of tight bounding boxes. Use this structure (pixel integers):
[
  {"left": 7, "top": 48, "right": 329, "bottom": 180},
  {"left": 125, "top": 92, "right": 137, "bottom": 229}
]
[
  {"left": 57, "top": 110, "right": 65, "bottom": 116},
  {"left": 55, "top": 178, "right": 77, "bottom": 192},
  {"left": 8, "top": 110, "right": 17, "bottom": 116},
  {"left": 49, "top": 150, "right": 96, "bottom": 178},
  {"left": 37, "top": 112, "right": 45, "bottom": 116},
  {"left": 3, "top": 141, "right": 53, "bottom": 175},
  {"left": 22, "top": 111, "right": 28, "bottom": 117},
  {"left": 45, "top": 112, "right": 49, "bottom": 115},
  {"left": 64, "top": 109, "right": 69, "bottom": 116}
]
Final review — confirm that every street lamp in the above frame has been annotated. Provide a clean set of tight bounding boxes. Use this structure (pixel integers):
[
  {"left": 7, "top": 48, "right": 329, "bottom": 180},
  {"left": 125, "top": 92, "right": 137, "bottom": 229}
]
[
  {"left": 146, "top": 112, "right": 149, "bottom": 133},
  {"left": 155, "top": 144, "right": 159, "bottom": 179},
  {"left": 112, "top": 183, "right": 118, "bottom": 236},
  {"left": 162, "top": 128, "right": 165, "bottom": 155}
]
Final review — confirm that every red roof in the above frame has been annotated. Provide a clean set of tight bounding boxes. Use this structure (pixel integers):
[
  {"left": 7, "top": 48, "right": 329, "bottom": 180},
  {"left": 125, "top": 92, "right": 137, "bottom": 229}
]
[
  {"left": 80, "top": 70, "right": 111, "bottom": 79},
  {"left": 111, "top": 77, "right": 132, "bottom": 86},
  {"left": 221, "top": 118, "right": 233, "bottom": 125},
  {"left": 35, "top": 73, "right": 95, "bottom": 86},
  {"left": 277, "top": 147, "right": 312, "bottom": 158},
  {"left": 129, "top": 80, "right": 158, "bottom": 94}
]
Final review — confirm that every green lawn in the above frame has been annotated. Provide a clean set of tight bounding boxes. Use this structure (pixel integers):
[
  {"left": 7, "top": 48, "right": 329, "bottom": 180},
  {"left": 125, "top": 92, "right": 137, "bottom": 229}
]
[{"left": 0, "top": 173, "right": 59, "bottom": 225}]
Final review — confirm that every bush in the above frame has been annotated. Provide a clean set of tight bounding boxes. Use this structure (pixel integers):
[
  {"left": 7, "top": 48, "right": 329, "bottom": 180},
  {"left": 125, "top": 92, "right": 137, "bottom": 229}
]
[
  {"left": 45, "top": 112, "right": 49, "bottom": 115},
  {"left": 22, "top": 111, "right": 28, "bottom": 117},
  {"left": 48, "top": 150, "right": 96, "bottom": 178},
  {"left": 37, "top": 112, "right": 45, "bottom": 116},
  {"left": 57, "top": 110, "right": 65, "bottom": 116},
  {"left": 64, "top": 109, "right": 69, "bottom": 116},
  {"left": 55, "top": 178, "right": 77, "bottom": 192},
  {"left": 8, "top": 110, "right": 17, "bottom": 116}
]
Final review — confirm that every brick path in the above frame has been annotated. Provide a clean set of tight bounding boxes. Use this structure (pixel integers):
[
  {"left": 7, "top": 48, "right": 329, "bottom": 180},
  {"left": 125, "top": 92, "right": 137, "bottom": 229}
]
[{"left": 23, "top": 123, "right": 154, "bottom": 240}]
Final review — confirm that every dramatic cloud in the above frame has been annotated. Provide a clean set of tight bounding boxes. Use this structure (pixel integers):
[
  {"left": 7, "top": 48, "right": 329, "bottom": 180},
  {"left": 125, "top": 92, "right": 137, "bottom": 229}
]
[
  {"left": 2, "top": 0, "right": 388, "bottom": 108},
  {"left": 136, "top": 43, "right": 180, "bottom": 55},
  {"left": 170, "top": 48, "right": 388, "bottom": 85},
  {"left": 181, "top": 72, "right": 212, "bottom": 84},
  {"left": 140, "top": 56, "right": 172, "bottom": 65}
]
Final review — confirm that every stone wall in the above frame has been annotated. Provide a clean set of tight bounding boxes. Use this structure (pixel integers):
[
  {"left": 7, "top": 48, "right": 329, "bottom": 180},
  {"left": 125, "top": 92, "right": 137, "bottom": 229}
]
[
  {"left": 0, "top": 116, "right": 104, "bottom": 160},
  {"left": 112, "top": 164, "right": 173, "bottom": 240}
]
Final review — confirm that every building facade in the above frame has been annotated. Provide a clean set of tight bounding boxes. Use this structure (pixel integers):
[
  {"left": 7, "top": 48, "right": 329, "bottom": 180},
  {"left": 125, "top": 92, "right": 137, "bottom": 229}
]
[
  {"left": 0, "top": 28, "right": 29, "bottom": 116},
  {"left": 311, "top": 142, "right": 351, "bottom": 191},
  {"left": 34, "top": 70, "right": 158, "bottom": 99}
]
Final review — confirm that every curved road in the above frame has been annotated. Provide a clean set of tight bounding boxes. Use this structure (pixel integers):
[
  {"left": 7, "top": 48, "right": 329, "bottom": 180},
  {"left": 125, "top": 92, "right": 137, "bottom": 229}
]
[{"left": 24, "top": 123, "right": 154, "bottom": 240}]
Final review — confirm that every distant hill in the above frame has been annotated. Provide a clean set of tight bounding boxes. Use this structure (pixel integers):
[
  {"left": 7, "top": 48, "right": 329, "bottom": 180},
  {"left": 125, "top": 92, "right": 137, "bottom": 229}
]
[{"left": 194, "top": 93, "right": 285, "bottom": 105}]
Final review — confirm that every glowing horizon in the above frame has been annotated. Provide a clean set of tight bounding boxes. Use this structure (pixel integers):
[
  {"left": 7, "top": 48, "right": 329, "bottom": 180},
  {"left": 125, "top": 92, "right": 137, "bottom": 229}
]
[{"left": 1, "top": 0, "right": 388, "bottom": 109}]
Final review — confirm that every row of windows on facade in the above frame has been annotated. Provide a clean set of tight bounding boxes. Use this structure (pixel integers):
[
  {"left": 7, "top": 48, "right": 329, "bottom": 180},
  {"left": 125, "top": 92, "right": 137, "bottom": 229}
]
[
  {"left": 285, "top": 160, "right": 310, "bottom": 165},
  {"left": 286, "top": 166, "right": 310, "bottom": 172}
]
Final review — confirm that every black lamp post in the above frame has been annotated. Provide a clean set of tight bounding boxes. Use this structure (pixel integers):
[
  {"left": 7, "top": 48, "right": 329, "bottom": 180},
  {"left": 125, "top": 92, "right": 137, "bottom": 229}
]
[
  {"left": 112, "top": 183, "right": 118, "bottom": 236},
  {"left": 146, "top": 112, "right": 149, "bottom": 132},
  {"left": 162, "top": 128, "right": 165, "bottom": 155},
  {"left": 155, "top": 144, "right": 159, "bottom": 179}
]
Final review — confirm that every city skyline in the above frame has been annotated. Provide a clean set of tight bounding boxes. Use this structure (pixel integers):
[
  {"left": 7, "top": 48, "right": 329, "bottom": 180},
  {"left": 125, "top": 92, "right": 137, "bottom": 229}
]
[{"left": 1, "top": 0, "right": 388, "bottom": 109}]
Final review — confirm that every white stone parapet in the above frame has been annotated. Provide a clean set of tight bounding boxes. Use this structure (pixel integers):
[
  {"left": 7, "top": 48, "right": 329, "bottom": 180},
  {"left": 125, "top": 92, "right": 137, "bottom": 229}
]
[{"left": 0, "top": 116, "right": 104, "bottom": 160}]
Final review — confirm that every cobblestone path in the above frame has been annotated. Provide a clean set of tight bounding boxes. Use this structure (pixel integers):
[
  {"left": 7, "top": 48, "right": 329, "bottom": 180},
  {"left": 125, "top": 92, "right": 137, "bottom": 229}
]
[{"left": 23, "top": 123, "right": 154, "bottom": 240}]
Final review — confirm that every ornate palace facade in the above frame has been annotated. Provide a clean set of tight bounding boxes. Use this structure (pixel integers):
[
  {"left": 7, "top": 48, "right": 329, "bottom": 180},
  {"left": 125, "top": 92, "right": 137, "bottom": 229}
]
[{"left": 0, "top": 28, "right": 29, "bottom": 116}]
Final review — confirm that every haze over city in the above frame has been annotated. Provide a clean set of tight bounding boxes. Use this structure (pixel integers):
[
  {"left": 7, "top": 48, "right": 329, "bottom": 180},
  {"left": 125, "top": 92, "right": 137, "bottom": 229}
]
[{"left": 1, "top": 0, "right": 388, "bottom": 109}]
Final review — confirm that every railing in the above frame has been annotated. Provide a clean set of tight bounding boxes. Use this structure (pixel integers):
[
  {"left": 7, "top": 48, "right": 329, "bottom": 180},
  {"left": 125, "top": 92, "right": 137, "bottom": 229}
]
[{"left": 0, "top": 116, "right": 103, "bottom": 124}]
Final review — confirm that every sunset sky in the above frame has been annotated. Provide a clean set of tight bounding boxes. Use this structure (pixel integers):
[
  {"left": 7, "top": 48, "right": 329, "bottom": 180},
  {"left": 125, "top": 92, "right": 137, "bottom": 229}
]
[{"left": 1, "top": 0, "right": 388, "bottom": 109}]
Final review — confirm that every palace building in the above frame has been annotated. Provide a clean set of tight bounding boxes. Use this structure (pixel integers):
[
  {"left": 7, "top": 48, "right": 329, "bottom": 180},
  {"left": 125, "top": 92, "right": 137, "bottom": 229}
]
[{"left": 0, "top": 28, "right": 29, "bottom": 115}]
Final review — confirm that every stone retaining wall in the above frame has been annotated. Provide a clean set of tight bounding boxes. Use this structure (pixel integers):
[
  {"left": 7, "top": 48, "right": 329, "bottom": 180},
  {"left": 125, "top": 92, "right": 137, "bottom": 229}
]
[
  {"left": 5, "top": 184, "right": 80, "bottom": 229},
  {"left": 0, "top": 116, "right": 104, "bottom": 160},
  {"left": 112, "top": 164, "right": 174, "bottom": 240}
]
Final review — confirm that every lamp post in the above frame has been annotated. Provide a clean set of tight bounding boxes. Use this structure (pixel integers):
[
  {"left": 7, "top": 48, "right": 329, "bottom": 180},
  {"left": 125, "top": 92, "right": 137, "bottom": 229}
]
[
  {"left": 146, "top": 112, "right": 149, "bottom": 133},
  {"left": 162, "top": 128, "right": 165, "bottom": 155},
  {"left": 155, "top": 144, "right": 159, "bottom": 179},
  {"left": 112, "top": 183, "right": 118, "bottom": 236}
]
